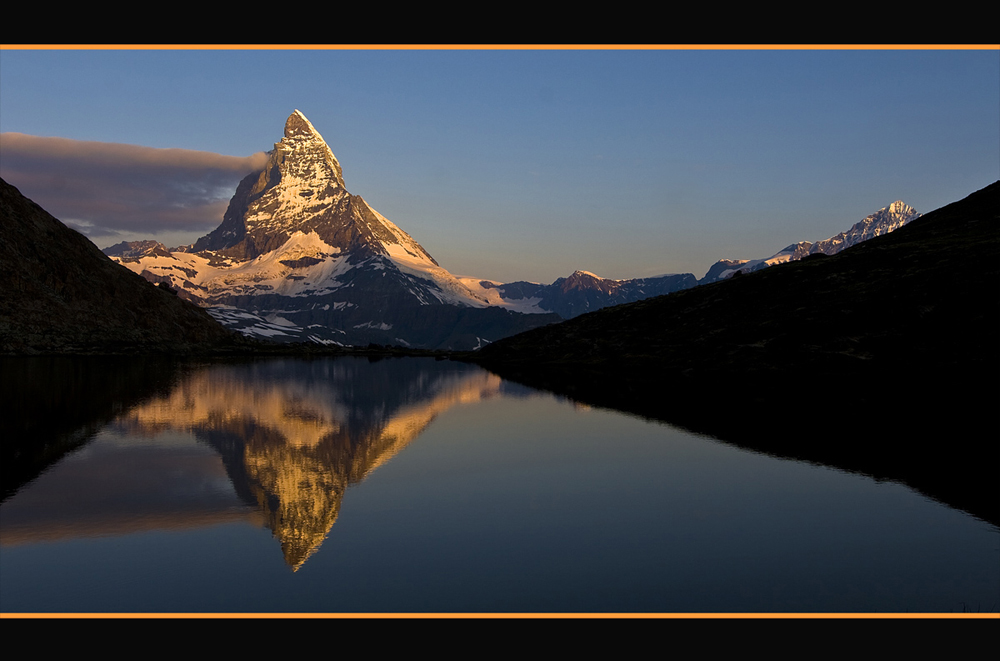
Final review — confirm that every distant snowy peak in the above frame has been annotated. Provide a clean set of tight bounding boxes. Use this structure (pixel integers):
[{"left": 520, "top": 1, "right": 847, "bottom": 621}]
[
  {"left": 700, "top": 200, "right": 920, "bottom": 283},
  {"left": 888, "top": 200, "right": 913, "bottom": 215},
  {"left": 807, "top": 200, "right": 919, "bottom": 256},
  {"left": 558, "top": 270, "right": 621, "bottom": 294}
]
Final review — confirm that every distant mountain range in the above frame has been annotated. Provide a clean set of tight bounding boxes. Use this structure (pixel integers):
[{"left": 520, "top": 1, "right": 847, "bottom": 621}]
[
  {"left": 474, "top": 184, "right": 994, "bottom": 378},
  {"left": 103, "top": 110, "right": 922, "bottom": 350}
]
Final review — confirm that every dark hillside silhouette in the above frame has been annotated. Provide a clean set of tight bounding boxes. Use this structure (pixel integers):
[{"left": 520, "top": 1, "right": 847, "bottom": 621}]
[{"left": 0, "top": 177, "right": 241, "bottom": 355}]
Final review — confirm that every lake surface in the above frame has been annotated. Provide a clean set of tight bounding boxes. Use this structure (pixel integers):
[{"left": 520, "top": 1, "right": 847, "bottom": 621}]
[{"left": 1, "top": 356, "right": 997, "bottom": 613}]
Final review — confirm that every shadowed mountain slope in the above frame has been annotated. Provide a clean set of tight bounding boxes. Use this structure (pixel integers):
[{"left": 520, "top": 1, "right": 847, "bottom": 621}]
[
  {"left": 472, "top": 181, "right": 1000, "bottom": 525},
  {"left": 0, "top": 177, "right": 240, "bottom": 354}
]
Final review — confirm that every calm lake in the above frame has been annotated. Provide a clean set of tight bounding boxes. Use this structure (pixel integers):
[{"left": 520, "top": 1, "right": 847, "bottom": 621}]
[{"left": 1, "top": 356, "right": 997, "bottom": 613}]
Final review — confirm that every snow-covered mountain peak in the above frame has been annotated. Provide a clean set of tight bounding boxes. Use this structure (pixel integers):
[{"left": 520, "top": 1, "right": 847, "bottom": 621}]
[
  {"left": 886, "top": 200, "right": 915, "bottom": 216},
  {"left": 189, "top": 110, "right": 439, "bottom": 263},
  {"left": 269, "top": 109, "right": 346, "bottom": 192},
  {"left": 829, "top": 200, "right": 920, "bottom": 249},
  {"left": 699, "top": 199, "right": 922, "bottom": 283}
]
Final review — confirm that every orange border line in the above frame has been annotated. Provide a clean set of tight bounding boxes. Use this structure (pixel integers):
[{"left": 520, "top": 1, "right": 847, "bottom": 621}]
[
  {"left": 1, "top": 44, "right": 998, "bottom": 51},
  {"left": 1, "top": 37, "right": 996, "bottom": 624},
  {"left": 2, "top": 612, "right": 998, "bottom": 619}
]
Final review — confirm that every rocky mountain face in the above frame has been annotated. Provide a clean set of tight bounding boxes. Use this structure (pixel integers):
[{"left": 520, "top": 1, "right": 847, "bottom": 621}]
[
  {"left": 0, "top": 177, "right": 239, "bottom": 354},
  {"left": 699, "top": 201, "right": 920, "bottom": 284},
  {"left": 108, "top": 111, "right": 560, "bottom": 350}
]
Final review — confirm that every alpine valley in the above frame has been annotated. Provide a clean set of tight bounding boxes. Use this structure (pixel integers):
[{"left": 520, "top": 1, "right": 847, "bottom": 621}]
[{"left": 105, "top": 111, "right": 922, "bottom": 350}]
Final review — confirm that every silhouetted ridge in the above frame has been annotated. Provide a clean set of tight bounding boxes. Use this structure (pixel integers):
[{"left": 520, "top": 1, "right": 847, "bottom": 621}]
[{"left": 0, "top": 177, "right": 240, "bottom": 355}]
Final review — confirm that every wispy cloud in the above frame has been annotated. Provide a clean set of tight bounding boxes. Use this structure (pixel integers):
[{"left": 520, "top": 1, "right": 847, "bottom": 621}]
[{"left": 0, "top": 133, "right": 267, "bottom": 239}]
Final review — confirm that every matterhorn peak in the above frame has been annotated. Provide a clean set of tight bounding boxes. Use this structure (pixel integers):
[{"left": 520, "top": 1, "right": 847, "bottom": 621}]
[
  {"left": 191, "top": 110, "right": 387, "bottom": 258},
  {"left": 272, "top": 109, "right": 345, "bottom": 190}
]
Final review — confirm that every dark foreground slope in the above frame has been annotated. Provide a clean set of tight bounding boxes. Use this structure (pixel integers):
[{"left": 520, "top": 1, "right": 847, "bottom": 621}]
[
  {"left": 0, "top": 178, "right": 241, "bottom": 354},
  {"left": 473, "top": 182, "right": 999, "bottom": 525}
]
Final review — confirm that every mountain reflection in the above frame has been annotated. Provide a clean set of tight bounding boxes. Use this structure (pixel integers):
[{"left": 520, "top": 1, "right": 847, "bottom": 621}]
[{"left": 106, "top": 357, "right": 504, "bottom": 569}]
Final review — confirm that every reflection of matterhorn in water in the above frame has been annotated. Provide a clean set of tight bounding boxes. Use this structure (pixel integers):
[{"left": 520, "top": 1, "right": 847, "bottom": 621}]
[{"left": 116, "top": 357, "right": 506, "bottom": 569}]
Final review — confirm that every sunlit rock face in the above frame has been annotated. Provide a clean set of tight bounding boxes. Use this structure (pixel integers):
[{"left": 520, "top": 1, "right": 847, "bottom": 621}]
[
  {"left": 108, "top": 111, "right": 560, "bottom": 349},
  {"left": 115, "top": 359, "right": 504, "bottom": 569},
  {"left": 193, "top": 111, "right": 433, "bottom": 264}
]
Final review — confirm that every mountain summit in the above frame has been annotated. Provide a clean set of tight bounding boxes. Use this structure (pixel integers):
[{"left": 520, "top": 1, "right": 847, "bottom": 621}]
[
  {"left": 192, "top": 110, "right": 434, "bottom": 265},
  {"left": 798, "top": 200, "right": 919, "bottom": 258}
]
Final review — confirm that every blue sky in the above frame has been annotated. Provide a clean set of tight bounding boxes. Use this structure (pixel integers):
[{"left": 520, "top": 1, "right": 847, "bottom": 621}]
[{"left": 1, "top": 46, "right": 997, "bottom": 282}]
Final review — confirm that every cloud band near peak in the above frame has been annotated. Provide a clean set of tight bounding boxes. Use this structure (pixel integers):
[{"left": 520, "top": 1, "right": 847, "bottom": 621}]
[{"left": 0, "top": 133, "right": 268, "bottom": 239}]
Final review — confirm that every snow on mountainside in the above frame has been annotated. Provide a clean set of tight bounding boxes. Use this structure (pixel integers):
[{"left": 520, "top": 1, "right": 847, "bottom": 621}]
[{"left": 700, "top": 201, "right": 920, "bottom": 284}]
